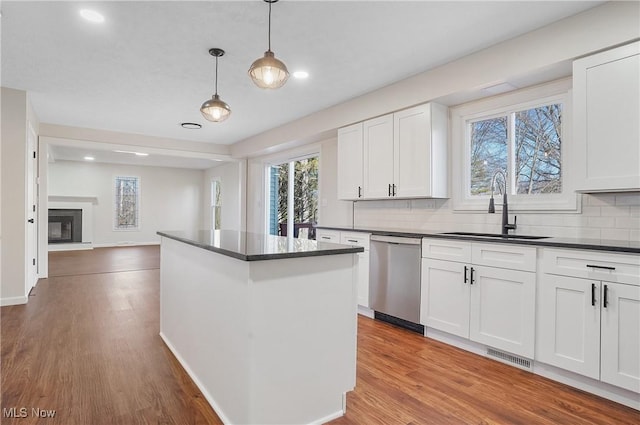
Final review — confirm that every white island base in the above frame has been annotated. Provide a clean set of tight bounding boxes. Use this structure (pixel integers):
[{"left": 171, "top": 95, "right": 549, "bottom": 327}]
[{"left": 159, "top": 236, "right": 358, "bottom": 424}]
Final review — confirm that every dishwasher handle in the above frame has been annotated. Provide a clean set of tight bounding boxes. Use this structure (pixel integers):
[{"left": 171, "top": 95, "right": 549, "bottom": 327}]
[{"left": 370, "top": 235, "right": 421, "bottom": 245}]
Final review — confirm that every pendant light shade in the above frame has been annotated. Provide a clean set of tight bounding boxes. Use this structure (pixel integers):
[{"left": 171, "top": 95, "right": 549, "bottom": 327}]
[
  {"left": 249, "top": 0, "right": 289, "bottom": 89},
  {"left": 201, "top": 48, "right": 231, "bottom": 122}
]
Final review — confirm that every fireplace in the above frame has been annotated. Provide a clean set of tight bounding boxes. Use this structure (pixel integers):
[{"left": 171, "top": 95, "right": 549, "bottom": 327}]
[{"left": 48, "top": 209, "right": 82, "bottom": 244}]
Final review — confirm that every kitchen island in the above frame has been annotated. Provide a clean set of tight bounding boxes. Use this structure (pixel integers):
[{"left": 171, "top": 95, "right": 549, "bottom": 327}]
[{"left": 157, "top": 230, "right": 363, "bottom": 425}]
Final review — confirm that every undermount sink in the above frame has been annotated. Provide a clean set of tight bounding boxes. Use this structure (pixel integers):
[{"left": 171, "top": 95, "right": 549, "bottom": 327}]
[{"left": 441, "top": 232, "right": 549, "bottom": 240}]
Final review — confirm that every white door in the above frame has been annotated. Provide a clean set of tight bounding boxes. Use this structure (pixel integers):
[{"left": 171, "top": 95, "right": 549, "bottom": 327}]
[
  {"left": 394, "top": 104, "right": 431, "bottom": 198},
  {"left": 537, "top": 275, "right": 601, "bottom": 379},
  {"left": 26, "top": 124, "right": 38, "bottom": 291},
  {"left": 337, "top": 123, "right": 364, "bottom": 200},
  {"left": 420, "top": 258, "right": 470, "bottom": 338},
  {"left": 363, "top": 114, "right": 394, "bottom": 199},
  {"left": 469, "top": 266, "right": 536, "bottom": 358},
  {"left": 601, "top": 282, "right": 640, "bottom": 393}
]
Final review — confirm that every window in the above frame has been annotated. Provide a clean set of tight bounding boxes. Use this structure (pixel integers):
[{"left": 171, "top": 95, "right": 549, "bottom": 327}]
[
  {"left": 266, "top": 155, "right": 319, "bottom": 239},
  {"left": 211, "top": 179, "right": 222, "bottom": 230},
  {"left": 452, "top": 79, "right": 577, "bottom": 211},
  {"left": 114, "top": 176, "right": 139, "bottom": 230}
]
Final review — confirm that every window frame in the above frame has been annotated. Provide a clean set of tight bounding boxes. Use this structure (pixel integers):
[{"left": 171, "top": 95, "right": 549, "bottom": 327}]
[
  {"left": 113, "top": 175, "right": 140, "bottom": 231},
  {"left": 263, "top": 150, "right": 320, "bottom": 239},
  {"left": 211, "top": 179, "right": 222, "bottom": 230},
  {"left": 451, "top": 78, "right": 579, "bottom": 212}
]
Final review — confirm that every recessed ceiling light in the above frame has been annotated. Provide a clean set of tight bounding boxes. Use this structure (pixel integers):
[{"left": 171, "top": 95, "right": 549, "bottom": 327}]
[
  {"left": 113, "top": 150, "right": 149, "bottom": 157},
  {"left": 84, "top": 156, "right": 95, "bottom": 161},
  {"left": 79, "top": 9, "right": 105, "bottom": 23},
  {"left": 293, "top": 71, "right": 309, "bottom": 80},
  {"left": 181, "top": 122, "right": 202, "bottom": 129}
]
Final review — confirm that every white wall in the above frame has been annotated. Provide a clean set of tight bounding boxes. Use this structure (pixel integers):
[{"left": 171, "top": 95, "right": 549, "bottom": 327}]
[
  {"left": 202, "top": 160, "right": 246, "bottom": 232},
  {"left": 48, "top": 160, "right": 204, "bottom": 246},
  {"left": 1, "top": 87, "right": 39, "bottom": 306}
]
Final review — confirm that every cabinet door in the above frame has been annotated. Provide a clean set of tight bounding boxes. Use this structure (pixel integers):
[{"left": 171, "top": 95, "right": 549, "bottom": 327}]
[
  {"left": 601, "top": 282, "right": 640, "bottom": 393},
  {"left": 337, "top": 123, "right": 364, "bottom": 200},
  {"left": 420, "top": 259, "right": 470, "bottom": 338},
  {"left": 394, "top": 104, "right": 431, "bottom": 198},
  {"left": 574, "top": 41, "right": 640, "bottom": 191},
  {"left": 537, "top": 275, "right": 601, "bottom": 379},
  {"left": 363, "top": 114, "right": 394, "bottom": 199},
  {"left": 470, "top": 266, "right": 536, "bottom": 358}
]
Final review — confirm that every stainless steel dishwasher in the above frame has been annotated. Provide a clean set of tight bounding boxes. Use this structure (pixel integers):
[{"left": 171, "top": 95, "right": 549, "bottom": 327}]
[{"left": 369, "top": 235, "right": 423, "bottom": 332}]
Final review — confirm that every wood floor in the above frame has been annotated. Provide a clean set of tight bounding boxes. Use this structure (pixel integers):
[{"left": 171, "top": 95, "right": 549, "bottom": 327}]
[{"left": 1, "top": 247, "right": 638, "bottom": 424}]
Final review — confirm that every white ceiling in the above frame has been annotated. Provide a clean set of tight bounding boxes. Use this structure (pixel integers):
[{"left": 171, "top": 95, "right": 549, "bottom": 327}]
[{"left": 2, "top": 0, "right": 603, "bottom": 152}]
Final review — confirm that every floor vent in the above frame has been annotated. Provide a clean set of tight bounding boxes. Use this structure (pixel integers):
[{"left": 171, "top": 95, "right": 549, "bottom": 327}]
[{"left": 486, "top": 348, "right": 532, "bottom": 371}]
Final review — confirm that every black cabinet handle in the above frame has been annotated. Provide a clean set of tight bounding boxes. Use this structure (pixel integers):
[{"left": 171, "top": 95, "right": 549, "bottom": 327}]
[
  {"left": 392, "top": 184, "right": 397, "bottom": 196},
  {"left": 321, "top": 236, "right": 330, "bottom": 240},
  {"left": 591, "top": 283, "right": 596, "bottom": 306},
  {"left": 603, "top": 285, "right": 609, "bottom": 308},
  {"left": 469, "top": 267, "right": 475, "bottom": 285},
  {"left": 587, "top": 264, "right": 616, "bottom": 271},
  {"left": 27, "top": 218, "right": 34, "bottom": 223},
  {"left": 464, "top": 266, "right": 468, "bottom": 283},
  {"left": 347, "top": 239, "right": 358, "bottom": 243},
  {"left": 358, "top": 186, "right": 362, "bottom": 198},
  {"left": 388, "top": 184, "right": 392, "bottom": 197}
]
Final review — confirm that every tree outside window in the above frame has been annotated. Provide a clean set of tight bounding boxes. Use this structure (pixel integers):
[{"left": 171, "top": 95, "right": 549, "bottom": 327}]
[{"left": 470, "top": 103, "right": 562, "bottom": 197}]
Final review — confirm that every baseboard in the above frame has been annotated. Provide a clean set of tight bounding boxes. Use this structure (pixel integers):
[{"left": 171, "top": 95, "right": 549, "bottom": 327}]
[
  {"left": 1, "top": 296, "right": 28, "bottom": 307},
  {"left": 159, "top": 332, "right": 233, "bottom": 424},
  {"left": 357, "top": 305, "right": 374, "bottom": 318},
  {"left": 48, "top": 242, "right": 93, "bottom": 252},
  {"left": 534, "top": 362, "right": 640, "bottom": 410},
  {"left": 92, "top": 241, "right": 160, "bottom": 248},
  {"left": 311, "top": 409, "right": 345, "bottom": 424}
]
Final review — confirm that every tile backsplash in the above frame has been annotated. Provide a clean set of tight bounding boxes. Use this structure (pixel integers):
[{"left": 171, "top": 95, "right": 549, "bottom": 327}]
[{"left": 353, "top": 192, "right": 640, "bottom": 241}]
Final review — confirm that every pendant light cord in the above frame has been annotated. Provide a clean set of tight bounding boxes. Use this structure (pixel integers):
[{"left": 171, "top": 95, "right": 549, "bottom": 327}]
[
  {"left": 214, "top": 55, "right": 219, "bottom": 95},
  {"left": 267, "top": 1, "right": 272, "bottom": 52}
]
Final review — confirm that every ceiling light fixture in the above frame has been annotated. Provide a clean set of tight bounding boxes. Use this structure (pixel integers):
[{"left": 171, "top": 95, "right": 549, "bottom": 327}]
[
  {"left": 200, "top": 48, "right": 231, "bottom": 123},
  {"left": 84, "top": 156, "right": 95, "bottom": 161},
  {"left": 79, "top": 9, "right": 105, "bottom": 23},
  {"left": 248, "top": 0, "right": 289, "bottom": 89},
  {"left": 181, "top": 122, "right": 202, "bottom": 130},
  {"left": 292, "top": 70, "right": 309, "bottom": 79},
  {"left": 113, "top": 150, "right": 149, "bottom": 156}
]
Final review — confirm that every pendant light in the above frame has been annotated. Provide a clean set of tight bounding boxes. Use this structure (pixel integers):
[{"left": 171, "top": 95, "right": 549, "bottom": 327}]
[
  {"left": 248, "top": 0, "right": 289, "bottom": 89},
  {"left": 201, "top": 48, "right": 231, "bottom": 122}
]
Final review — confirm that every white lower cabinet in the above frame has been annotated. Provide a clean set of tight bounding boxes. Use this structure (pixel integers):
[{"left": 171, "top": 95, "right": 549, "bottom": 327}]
[
  {"left": 421, "top": 258, "right": 470, "bottom": 338},
  {"left": 469, "top": 266, "right": 536, "bottom": 358},
  {"left": 420, "top": 238, "right": 536, "bottom": 358},
  {"left": 538, "top": 248, "right": 640, "bottom": 394},
  {"left": 317, "top": 229, "right": 371, "bottom": 308}
]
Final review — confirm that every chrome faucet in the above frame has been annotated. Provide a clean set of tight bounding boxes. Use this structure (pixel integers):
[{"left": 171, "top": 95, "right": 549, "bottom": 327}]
[{"left": 488, "top": 170, "right": 517, "bottom": 235}]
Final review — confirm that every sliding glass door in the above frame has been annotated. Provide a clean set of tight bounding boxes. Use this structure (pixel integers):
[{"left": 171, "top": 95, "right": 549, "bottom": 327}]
[{"left": 266, "top": 155, "right": 318, "bottom": 239}]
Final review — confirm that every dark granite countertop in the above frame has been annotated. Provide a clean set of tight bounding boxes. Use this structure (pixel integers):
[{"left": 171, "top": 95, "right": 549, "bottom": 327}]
[
  {"left": 316, "top": 226, "right": 640, "bottom": 254},
  {"left": 158, "top": 230, "right": 363, "bottom": 261}
]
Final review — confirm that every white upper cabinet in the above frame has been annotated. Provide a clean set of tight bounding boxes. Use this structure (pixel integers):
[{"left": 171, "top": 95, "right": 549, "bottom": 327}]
[
  {"left": 363, "top": 114, "right": 394, "bottom": 199},
  {"left": 394, "top": 103, "right": 448, "bottom": 198},
  {"left": 337, "top": 123, "right": 364, "bottom": 200},
  {"left": 337, "top": 103, "right": 449, "bottom": 200},
  {"left": 573, "top": 41, "right": 640, "bottom": 192}
]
